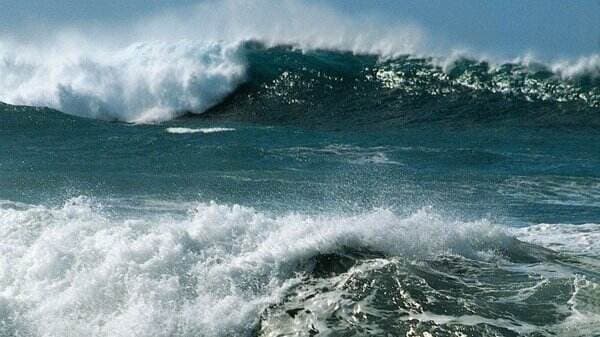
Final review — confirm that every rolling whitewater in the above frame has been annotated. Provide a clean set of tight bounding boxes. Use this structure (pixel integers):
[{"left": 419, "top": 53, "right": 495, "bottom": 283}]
[{"left": 1, "top": 39, "right": 600, "bottom": 337}]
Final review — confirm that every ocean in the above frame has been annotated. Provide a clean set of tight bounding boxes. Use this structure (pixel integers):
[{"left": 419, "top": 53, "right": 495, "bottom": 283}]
[{"left": 1, "top": 42, "right": 600, "bottom": 336}]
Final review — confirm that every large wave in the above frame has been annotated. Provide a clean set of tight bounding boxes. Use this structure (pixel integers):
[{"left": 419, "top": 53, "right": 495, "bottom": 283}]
[
  {"left": 1, "top": 41, "right": 599, "bottom": 125},
  {"left": 0, "top": 0, "right": 598, "bottom": 124}
]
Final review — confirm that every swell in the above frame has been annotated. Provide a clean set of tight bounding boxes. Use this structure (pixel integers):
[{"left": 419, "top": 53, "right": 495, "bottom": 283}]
[{"left": 1, "top": 41, "right": 599, "bottom": 127}]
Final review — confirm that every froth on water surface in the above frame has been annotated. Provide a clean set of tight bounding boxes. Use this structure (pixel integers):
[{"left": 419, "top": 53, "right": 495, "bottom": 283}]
[
  {"left": 0, "top": 197, "right": 599, "bottom": 337},
  {"left": 166, "top": 127, "right": 236, "bottom": 134}
]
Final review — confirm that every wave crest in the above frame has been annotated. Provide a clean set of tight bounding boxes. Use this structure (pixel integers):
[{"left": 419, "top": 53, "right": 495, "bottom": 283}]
[{"left": 0, "top": 41, "right": 245, "bottom": 122}]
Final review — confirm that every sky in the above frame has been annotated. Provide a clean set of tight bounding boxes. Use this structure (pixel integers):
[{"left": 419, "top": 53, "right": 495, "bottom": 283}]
[{"left": 1, "top": 0, "right": 599, "bottom": 59}]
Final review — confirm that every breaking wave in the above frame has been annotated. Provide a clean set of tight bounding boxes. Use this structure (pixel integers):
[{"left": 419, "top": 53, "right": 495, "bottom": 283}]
[
  {"left": 1, "top": 40, "right": 598, "bottom": 125},
  {"left": 0, "top": 41, "right": 246, "bottom": 122},
  {"left": 2, "top": 197, "right": 589, "bottom": 337}
]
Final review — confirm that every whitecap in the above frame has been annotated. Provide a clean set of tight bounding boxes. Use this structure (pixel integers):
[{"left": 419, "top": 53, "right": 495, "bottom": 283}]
[
  {"left": 165, "top": 127, "right": 236, "bottom": 134},
  {"left": 0, "top": 41, "right": 246, "bottom": 123}
]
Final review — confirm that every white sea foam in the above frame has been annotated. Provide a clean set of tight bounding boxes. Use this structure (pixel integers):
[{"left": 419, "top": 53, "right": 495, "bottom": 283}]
[
  {"left": 0, "top": 40, "right": 246, "bottom": 123},
  {"left": 165, "top": 127, "right": 236, "bottom": 134},
  {"left": 0, "top": 197, "right": 515, "bottom": 337},
  {"left": 513, "top": 223, "right": 600, "bottom": 257}
]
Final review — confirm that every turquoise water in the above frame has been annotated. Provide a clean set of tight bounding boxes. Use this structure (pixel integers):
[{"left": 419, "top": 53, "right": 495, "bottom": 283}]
[
  {"left": 1, "top": 46, "right": 600, "bottom": 336},
  {"left": 3, "top": 100, "right": 599, "bottom": 224}
]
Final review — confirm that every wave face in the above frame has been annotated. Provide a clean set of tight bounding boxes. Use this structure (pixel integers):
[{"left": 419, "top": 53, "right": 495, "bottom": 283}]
[
  {"left": 1, "top": 41, "right": 599, "bottom": 125},
  {"left": 1, "top": 197, "right": 598, "bottom": 337},
  {"left": 209, "top": 44, "right": 600, "bottom": 129}
]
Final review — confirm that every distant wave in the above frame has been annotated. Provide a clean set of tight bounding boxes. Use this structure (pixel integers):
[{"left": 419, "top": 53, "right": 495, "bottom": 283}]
[{"left": 1, "top": 41, "right": 598, "bottom": 126}]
